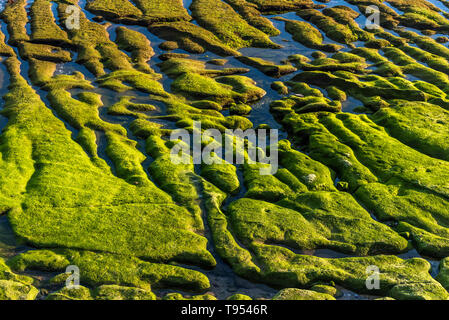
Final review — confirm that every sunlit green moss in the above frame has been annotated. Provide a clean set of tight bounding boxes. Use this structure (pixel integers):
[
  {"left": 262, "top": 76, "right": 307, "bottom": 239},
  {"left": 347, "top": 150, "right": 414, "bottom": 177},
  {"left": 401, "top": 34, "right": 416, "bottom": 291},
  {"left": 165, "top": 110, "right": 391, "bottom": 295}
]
[
  {"left": 272, "top": 288, "right": 335, "bottom": 300},
  {"left": 191, "top": 0, "right": 280, "bottom": 49},
  {"left": 30, "top": 0, "right": 70, "bottom": 45}
]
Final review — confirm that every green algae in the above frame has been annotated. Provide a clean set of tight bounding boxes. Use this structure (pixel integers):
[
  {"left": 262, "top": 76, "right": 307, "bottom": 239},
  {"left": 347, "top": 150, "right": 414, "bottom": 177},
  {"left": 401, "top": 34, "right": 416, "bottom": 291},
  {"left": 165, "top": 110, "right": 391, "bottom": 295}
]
[
  {"left": 322, "top": 5, "right": 373, "bottom": 42},
  {"left": 191, "top": 0, "right": 280, "bottom": 50},
  {"left": 0, "top": 57, "right": 215, "bottom": 271},
  {"left": 272, "top": 288, "right": 335, "bottom": 300},
  {"left": 97, "top": 69, "right": 166, "bottom": 95},
  {"left": 271, "top": 105, "right": 449, "bottom": 259},
  {"left": 236, "top": 56, "right": 297, "bottom": 78},
  {"left": 228, "top": 195, "right": 408, "bottom": 256},
  {"left": 107, "top": 96, "right": 155, "bottom": 119},
  {"left": 372, "top": 101, "right": 449, "bottom": 161},
  {"left": 275, "top": 17, "right": 343, "bottom": 52},
  {"left": 94, "top": 285, "right": 156, "bottom": 300},
  {"left": 56, "top": 1, "right": 133, "bottom": 76},
  {"left": 201, "top": 159, "right": 240, "bottom": 194},
  {"left": 297, "top": 9, "right": 358, "bottom": 45},
  {"left": 170, "top": 71, "right": 265, "bottom": 106},
  {"left": 271, "top": 93, "right": 342, "bottom": 114},
  {"left": 0, "top": 28, "right": 13, "bottom": 57},
  {"left": 158, "top": 57, "right": 248, "bottom": 78},
  {"left": 252, "top": 244, "right": 448, "bottom": 299},
  {"left": 202, "top": 180, "right": 261, "bottom": 279},
  {"left": 131, "top": 0, "right": 190, "bottom": 23},
  {"left": 293, "top": 55, "right": 368, "bottom": 73},
  {"left": 246, "top": 0, "right": 313, "bottom": 13},
  {"left": 243, "top": 163, "right": 296, "bottom": 202},
  {"left": 86, "top": 0, "right": 143, "bottom": 23},
  {"left": 46, "top": 286, "right": 93, "bottom": 300},
  {"left": 10, "top": 249, "right": 211, "bottom": 292},
  {"left": 227, "top": 294, "right": 252, "bottom": 300},
  {"left": 149, "top": 22, "right": 240, "bottom": 56},
  {"left": 159, "top": 41, "right": 179, "bottom": 51},
  {"left": 437, "top": 257, "right": 449, "bottom": 291},
  {"left": 0, "top": 280, "right": 39, "bottom": 300},
  {"left": 346, "top": 0, "right": 400, "bottom": 29},
  {"left": 30, "top": 0, "right": 70, "bottom": 45},
  {"left": 291, "top": 70, "right": 427, "bottom": 109},
  {"left": 224, "top": 0, "right": 279, "bottom": 36},
  {"left": 86, "top": 0, "right": 189, "bottom": 25},
  {"left": 310, "top": 284, "right": 339, "bottom": 297},
  {"left": 163, "top": 293, "right": 217, "bottom": 300},
  {"left": 18, "top": 42, "right": 71, "bottom": 63},
  {"left": 8, "top": 249, "right": 70, "bottom": 272},
  {"left": 49, "top": 284, "right": 157, "bottom": 300},
  {"left": 0, "top": 258, "right": 38, "bottom": 300},
  {"left": 0, "top": 0, "right": 29, "bottom": 45},
  {"left": 326, "top": 86, "right": 347, "bottom": 101},
  {"left": 230, "top": 103, "right": 252, "bottom": 116},
  {"left": 115, "top": 26, "right": 154, "bottom": 72},
  {"left": 48, "top": 284, "right": 155, "bottom": 301},
  {"left": 271, "top": 81, "right": 289, "bottom": 95}
]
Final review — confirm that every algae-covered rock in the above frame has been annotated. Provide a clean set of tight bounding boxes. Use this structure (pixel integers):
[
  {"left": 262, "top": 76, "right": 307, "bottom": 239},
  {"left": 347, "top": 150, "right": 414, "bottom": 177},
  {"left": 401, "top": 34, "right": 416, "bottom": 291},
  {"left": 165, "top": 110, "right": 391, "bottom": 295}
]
[
  {"left": 272, "top": 288, "right": 335, "bottom": 300},
  {"left": 149, "top": 21, "right": 239, "bottom": 56},
  {"left": 94, "top": 285, "right": 156, "bottom": 300},
  {"left": 191, "top": 0, "right": 280, "bottom": 49},
  {"left": 390, "top": 282, "right": 449, "bottom": 300},
  {"left": 276, "top": 17, "right": 343, "bottom": 52},
  {"left": 271, "top": 81, "right": 289, "bottom": 95},
  {"left": 0, "top": 280, "right": 39, "bottom": 300},
  {"left": 436, "top": 257, "right": 449, "bottom": 291},
  {"left": 202, "top": 160, "right": 240, "bottom": 195},
  {"left": 227, "top": 294, "right": 252, "bottom": 300},
  {"left": 229, "top": 194, "right": 408, "bottom": 256},
  {"left": 8, "top": 249, "right": 70, "bottom": 272},
  {"left": 46, "top": 286, "right": 93, "bottom": 300},
  {"left": 0, "top": 258, "right": 38, "bottom": 300},
  {"left": 310, "top": 284, "right": 339, "bottom": 297},
  {"left": 163, "top": 293, "right": 217, "bottom": 300},
  {"left": 253, "top": 244, "right": 448, "bottom": 299},
  {"left": 230, "top": 103, "right": 252, "bottom": 116},
  {"left": 11, "top": 248, "right": 211, "bottom": 293},
  {"left": 236, "top": 56, "right": 297, "bottom": 78}
]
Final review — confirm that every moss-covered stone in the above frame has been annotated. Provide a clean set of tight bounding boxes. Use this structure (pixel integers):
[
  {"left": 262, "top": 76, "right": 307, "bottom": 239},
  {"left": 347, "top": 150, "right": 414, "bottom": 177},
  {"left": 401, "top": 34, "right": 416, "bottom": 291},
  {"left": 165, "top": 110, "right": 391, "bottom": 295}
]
[
  {"left": 275, "top": 17, "right": 343, "bottom": 52},
  {"left": 163, "top": 293, "right": 217, "bottom": 300},
  {"left": 94, "top": 285, "right": 156, "bottom": 300},
  {"left": 229, "top": 194, "right": 408, "bottom": 256},
  {"left": 272, "top": 288, "right": 335, "bottom": 300},
  {"left": 271, "top": 81, "right": 289, "bottom": 95},
  {"left": 8, "top": 250, "right": 70, "bottom": 272},
  {"left": 297, "top": 9, "right": 358, "bottom": 45},
  {"left": 86, "top": 0, "right": 143, "bottom": 24},
  {"left": 310, "top": 284, "right": 339, "bottom": 297},
  {"left": 236, "top": 56, "right": 297, "bottom": 78},
  {"left": 224, "top": 0, "right": 279, "bottom": 36},
  {"left": 191, "top": 0, "right": 280, "bottom": 49},
  {"left": 227, "top": 293, "right": 252, "bottom": 300},
  {"left": 46, "top": 286, "right": 93, "bottom": 300},
  {"left": 1, "top": 0, "right": 30, "bottom": 45},
  {"left": 0, "top": 258, "right": 38, "bottom": 300},
  {"left": 115, "top": 26, "right": 154, "bottom": 72},
  {"left": 30, "top": 0, "right": 70, "bottom": 45},
  {"left": 246, "top": 0, "right": 314, "bottom": 13}
]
